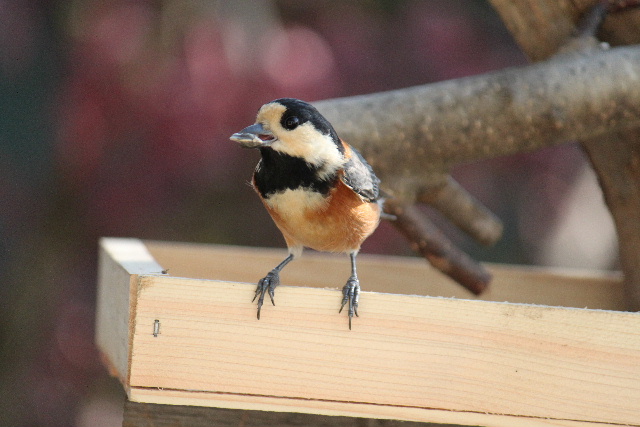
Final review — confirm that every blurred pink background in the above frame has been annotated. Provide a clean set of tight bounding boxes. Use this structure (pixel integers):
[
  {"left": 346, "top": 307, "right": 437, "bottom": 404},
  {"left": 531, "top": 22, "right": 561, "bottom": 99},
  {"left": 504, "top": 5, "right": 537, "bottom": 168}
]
[{"left": 0, "top": 1, "right": 617, "bottom": 425}]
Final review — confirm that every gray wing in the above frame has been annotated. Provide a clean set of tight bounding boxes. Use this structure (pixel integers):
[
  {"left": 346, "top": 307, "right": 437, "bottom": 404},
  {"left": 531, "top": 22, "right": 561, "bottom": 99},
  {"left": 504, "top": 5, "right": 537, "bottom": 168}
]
[{"left": 341, "top": 147, "right": 380, "bottom": 202}]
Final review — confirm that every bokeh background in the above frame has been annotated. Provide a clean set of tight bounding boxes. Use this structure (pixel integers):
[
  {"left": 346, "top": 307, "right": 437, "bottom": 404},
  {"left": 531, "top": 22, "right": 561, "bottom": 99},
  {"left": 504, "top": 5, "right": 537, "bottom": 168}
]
[{"left": 0, "top": 1, "right": 618, "bottom": 425}]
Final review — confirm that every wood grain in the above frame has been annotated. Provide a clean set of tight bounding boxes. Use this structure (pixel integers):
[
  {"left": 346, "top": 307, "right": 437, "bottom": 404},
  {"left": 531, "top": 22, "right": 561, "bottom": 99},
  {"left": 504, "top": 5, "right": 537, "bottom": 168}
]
[
  {"left": 98, "top": 239, "right": 640, "bottom": 426},
  {"left": 127, "top": 275, "right": 640, "bottom": 425}
]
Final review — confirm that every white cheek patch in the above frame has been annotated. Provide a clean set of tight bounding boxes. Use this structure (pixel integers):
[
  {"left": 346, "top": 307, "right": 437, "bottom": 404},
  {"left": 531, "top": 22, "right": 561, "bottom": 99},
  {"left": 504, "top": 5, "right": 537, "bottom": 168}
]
[
  {"left": 273, "top": 123, "right": 345, "bottom": 175},
  {"left": 255, "top": 103, "right": 346, "bottom": 178}
]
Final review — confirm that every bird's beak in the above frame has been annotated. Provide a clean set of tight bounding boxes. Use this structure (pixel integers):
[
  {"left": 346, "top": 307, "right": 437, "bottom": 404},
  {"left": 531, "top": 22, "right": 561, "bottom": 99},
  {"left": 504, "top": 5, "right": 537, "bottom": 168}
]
[{"left": 230, "top": 123, "right": 276, "bottom": 148}]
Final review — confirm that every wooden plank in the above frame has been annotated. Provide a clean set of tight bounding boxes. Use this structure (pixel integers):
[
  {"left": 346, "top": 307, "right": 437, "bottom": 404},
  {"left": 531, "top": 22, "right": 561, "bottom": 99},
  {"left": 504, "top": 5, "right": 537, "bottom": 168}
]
[
  {"left": 144, "top": 240, "right": 626, "bottom": 310},
  {"left": 98, "top": 239, "right": 639, "bottom": 426},
  {"left": 95, "top": 238, "right": 165, "bottom": 390},
  {"left": 127, "top": 276, "right": 640, "bottom": 425}
]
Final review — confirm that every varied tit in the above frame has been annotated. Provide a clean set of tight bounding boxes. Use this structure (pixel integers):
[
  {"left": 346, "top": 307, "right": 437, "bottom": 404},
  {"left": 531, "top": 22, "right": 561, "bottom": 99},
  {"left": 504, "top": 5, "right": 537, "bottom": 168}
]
[{"left": 230, "top": 98, "right": 381, "bottom": 329}]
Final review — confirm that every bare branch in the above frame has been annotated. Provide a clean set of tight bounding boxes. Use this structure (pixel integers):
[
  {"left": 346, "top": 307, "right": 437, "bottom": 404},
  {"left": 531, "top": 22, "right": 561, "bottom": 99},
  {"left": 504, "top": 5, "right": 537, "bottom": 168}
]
[
  {"left": 383, "top": 199, "right": 491, "bottom": 295},
  {"left": 608, "top": 0, "right": 640, "bottom": 14},
  {"left": 574, "top": 0, "right": 609, "bottom": 40},
  {"left": 582, "top": 128, "right": 640, "bottom": 310},
  {"left": 489, "top": 0, "right": 640, "bottom": 61},
  {"left": 417, "top": 177, "right": 503, "bottom": 246},
  {"left": 310, "top": 3, "right": 640, "bottom": 296},
  {"left": 561, "top": 0, "right": 640, "bottom": 54},
  {"left": 316, "top": 45, "right": 640, "bottom": 199}
]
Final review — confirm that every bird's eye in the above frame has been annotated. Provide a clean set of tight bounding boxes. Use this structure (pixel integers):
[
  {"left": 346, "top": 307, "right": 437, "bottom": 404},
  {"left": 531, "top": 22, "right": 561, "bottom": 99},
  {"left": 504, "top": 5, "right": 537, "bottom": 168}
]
[{"left": 283, "top": 115, "right": 300, "bottom": 130}]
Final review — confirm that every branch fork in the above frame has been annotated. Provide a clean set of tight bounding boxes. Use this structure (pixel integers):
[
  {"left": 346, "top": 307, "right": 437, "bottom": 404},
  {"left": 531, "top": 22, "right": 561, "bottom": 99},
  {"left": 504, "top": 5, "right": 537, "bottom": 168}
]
[{"left": 315, "top": 1, "right": 640, "bottom": 300}]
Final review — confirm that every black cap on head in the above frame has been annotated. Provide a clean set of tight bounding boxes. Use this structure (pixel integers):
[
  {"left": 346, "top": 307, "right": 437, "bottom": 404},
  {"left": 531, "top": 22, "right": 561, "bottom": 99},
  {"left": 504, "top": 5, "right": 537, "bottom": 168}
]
[{"left": 272, "top": 98, "right": 343, "bottom": 152}]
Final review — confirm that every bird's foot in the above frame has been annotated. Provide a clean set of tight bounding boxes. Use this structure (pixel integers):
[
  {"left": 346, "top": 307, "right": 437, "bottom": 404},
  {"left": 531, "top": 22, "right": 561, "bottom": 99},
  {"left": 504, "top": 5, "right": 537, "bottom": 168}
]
[
  {"left": 339, "top": 277, "right": 360, "bottom": 330},
  {"left": 253, "top": 270, "right": 280, "bottom": 319}
]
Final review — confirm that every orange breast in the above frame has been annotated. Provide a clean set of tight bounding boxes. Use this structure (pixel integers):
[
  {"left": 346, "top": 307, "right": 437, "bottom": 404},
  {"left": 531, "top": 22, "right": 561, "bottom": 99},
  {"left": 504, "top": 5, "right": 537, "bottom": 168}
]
[{"left": 262, "top": 180, "right": 380, "bottom": 254}]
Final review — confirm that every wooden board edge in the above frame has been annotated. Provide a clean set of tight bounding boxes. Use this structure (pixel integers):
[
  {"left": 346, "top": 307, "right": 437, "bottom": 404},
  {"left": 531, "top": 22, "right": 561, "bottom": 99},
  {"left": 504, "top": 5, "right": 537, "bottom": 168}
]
[
  {"left": 128, "top": 387, "right": 617, "bottom": 427},
  {"left": 101, "top": 237, "right": 165, "bottom": 275},
  {"left": 96, "top": 238, "right": 167, "bottom": 394},
  {"left": 142, "top": 239, "right": 626, "bottom": 311},
  {"left": 143, "top": 239, "right": 623, "bottom": 281}
]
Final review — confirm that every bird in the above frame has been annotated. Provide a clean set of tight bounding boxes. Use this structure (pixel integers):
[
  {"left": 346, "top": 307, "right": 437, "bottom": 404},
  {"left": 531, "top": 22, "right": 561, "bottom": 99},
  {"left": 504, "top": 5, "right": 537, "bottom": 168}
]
[{"left": 230, "top": 98, "right": 382, "bottom": 329}]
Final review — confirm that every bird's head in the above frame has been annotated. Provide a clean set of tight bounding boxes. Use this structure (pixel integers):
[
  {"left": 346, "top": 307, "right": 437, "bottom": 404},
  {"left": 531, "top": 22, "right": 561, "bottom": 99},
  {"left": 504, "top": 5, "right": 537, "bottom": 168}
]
[{"left": 230, "top": 98, "right": 345, "bottom": 168}]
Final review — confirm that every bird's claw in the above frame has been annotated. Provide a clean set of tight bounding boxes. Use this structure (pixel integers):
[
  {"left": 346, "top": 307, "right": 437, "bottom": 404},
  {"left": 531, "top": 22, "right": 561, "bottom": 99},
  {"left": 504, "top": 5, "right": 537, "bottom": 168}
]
[
  {"left": 254, "top": 271, "right": 280, "bottom": 319},
  {"left": 339, "top": 277, "right": 360, "bottom": 329}
]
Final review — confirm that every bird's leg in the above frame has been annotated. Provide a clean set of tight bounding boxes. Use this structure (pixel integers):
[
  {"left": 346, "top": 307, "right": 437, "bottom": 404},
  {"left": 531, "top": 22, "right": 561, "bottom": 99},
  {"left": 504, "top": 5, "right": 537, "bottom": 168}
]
[
  {"left": 339, "top": 252, "right": 360, "bottom": 330},
  {"left": 253, "top": 254, "right": 294, "bottom": 319}
]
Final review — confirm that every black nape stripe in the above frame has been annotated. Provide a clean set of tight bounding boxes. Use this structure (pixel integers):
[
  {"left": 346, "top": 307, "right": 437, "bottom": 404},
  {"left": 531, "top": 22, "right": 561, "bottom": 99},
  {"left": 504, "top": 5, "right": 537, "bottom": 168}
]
[{"left": 254, "top": 148, "right": 337, "bottom": 198}]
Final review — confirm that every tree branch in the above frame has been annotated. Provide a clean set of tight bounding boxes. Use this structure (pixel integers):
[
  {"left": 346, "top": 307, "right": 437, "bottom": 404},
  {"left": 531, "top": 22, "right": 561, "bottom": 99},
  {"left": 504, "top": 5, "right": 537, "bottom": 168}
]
[
  {"left": 493, "top": 0, "right": 640, "bottom": 310},
  {"left": 582, "top": 128, "right": 640, "bottom": 310},
  {"left": 489, "top": 0, "right": 640, "bottom": 61},
  {"left": 384, "top": 199, "right": 491, "bottom": 295},
  {"left": 311, "top": 4, "right": 640, "bottom": 299},
  {"left": 416, "top": 177, "right": 503, "bottom": 246},
  {"left": 316, "top": 45, "right": 640, "bottom": 199}
]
